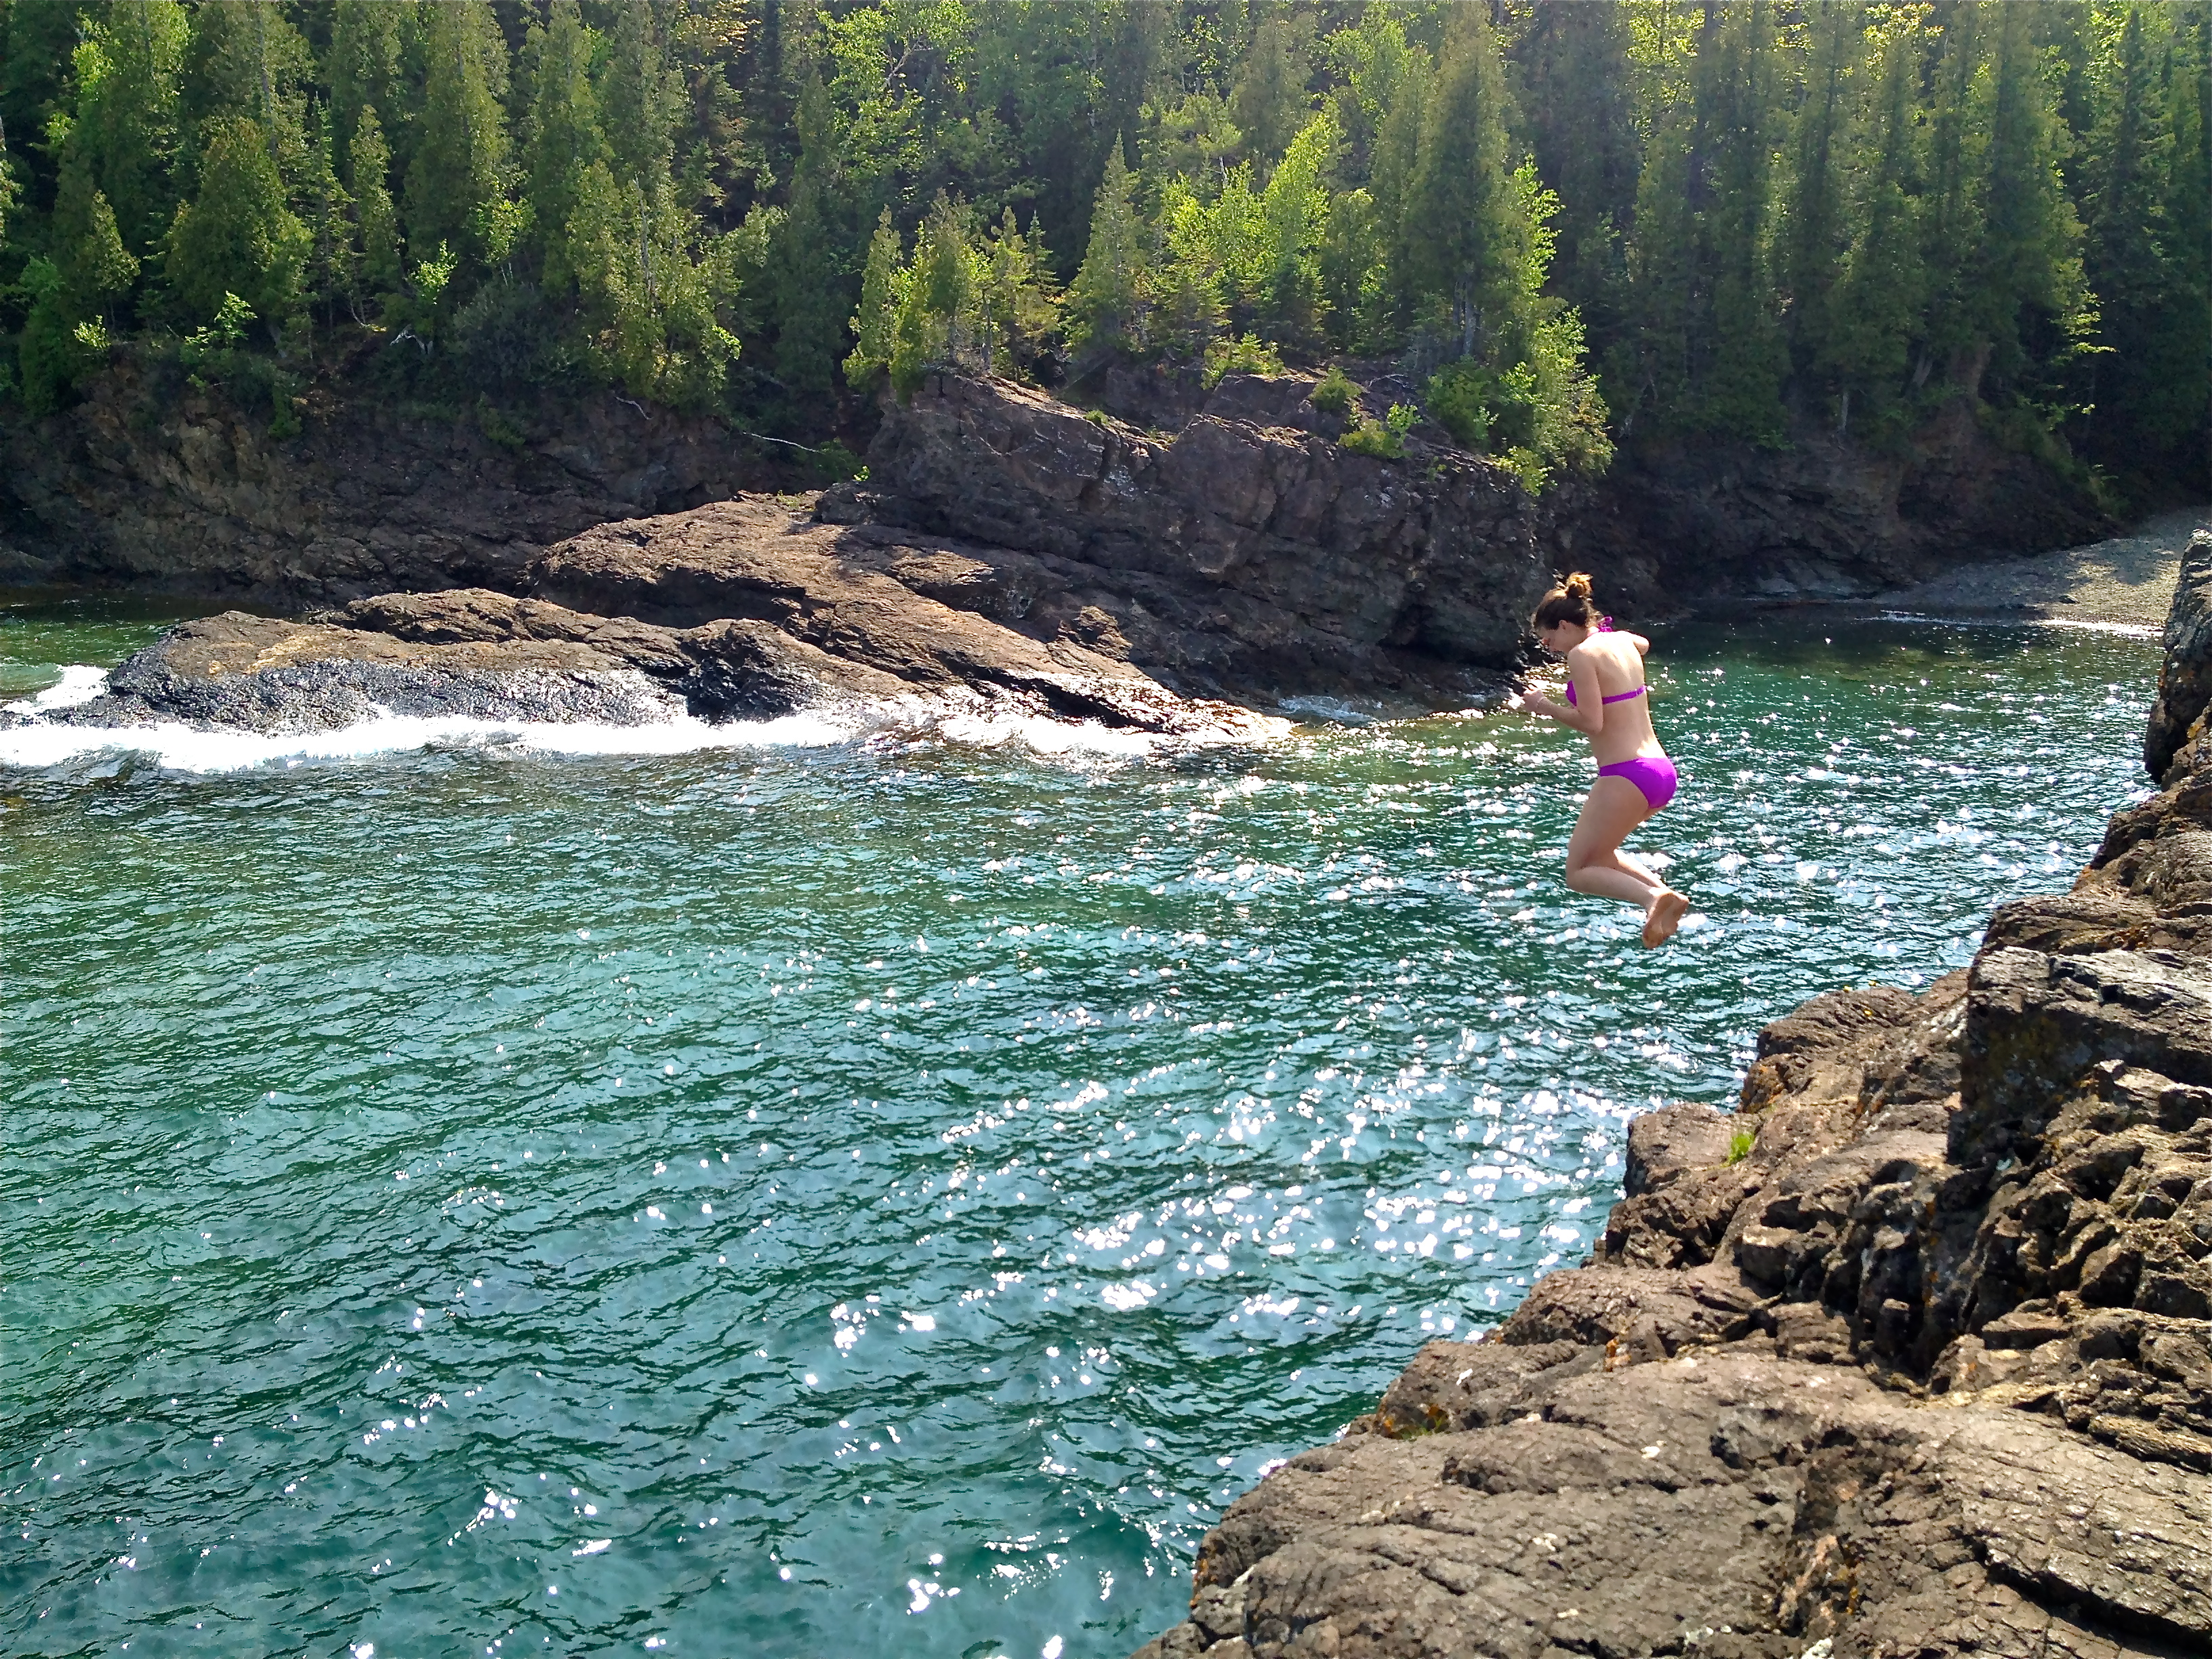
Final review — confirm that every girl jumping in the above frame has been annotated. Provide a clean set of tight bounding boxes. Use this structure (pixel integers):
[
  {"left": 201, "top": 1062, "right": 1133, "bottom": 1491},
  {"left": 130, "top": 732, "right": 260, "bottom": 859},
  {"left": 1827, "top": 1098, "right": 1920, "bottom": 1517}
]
[{"left": 1504, "top": 573, "right": 1689, "bottom": 948}]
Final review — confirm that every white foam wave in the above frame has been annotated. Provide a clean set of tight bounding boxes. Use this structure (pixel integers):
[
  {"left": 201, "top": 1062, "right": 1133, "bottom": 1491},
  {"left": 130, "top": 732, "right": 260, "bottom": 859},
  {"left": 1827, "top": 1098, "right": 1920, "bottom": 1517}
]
[
  {"left": 933, "top": 708, "right": 1164, "bottom": 757},
  {"left": 1, "top": 690, "right": 1284, "bottom": 777},
  {"left": 0, "top": 706, "right": 871, "bottom": 775},
  {"left": 4, "top": 664, "right": 111, "bottom": 714}
]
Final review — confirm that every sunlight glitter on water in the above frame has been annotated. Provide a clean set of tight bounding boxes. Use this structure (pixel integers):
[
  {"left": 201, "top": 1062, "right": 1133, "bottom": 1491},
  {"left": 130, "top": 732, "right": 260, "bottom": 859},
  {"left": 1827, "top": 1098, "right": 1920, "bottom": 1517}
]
[{"left": 0, "top": 603, "right": 2160, "bottom": 1658}]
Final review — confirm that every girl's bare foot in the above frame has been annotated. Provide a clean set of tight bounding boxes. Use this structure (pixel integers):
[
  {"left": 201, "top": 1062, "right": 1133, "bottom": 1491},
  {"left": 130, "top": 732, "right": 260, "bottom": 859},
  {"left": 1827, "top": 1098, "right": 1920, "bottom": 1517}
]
[{"left": 1642, "top": 889, "right": 1690, "bottom": 948}]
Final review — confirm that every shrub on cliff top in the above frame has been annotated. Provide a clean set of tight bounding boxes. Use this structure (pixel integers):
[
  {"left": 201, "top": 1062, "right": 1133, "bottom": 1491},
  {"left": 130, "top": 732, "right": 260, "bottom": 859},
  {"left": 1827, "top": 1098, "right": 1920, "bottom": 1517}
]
[
  {"left": 1202, "top": 332, "right": 1285, "bottom": 388},
  {"left": 1338, "top": 403, "right": 1417, "bottom": 460},
  {"left": 1309, "top": 365, "right": 1357, "bottom": 416}
]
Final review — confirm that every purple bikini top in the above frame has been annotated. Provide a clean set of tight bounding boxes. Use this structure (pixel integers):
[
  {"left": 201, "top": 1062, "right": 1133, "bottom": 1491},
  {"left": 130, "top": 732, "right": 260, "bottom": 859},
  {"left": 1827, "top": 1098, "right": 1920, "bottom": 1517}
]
[
  {"left": 1563, "top": 681, "right": 1647, "bottom": 708},
  {"left": 1565, "top": 614, "right": 1642, "bottom": 706}
]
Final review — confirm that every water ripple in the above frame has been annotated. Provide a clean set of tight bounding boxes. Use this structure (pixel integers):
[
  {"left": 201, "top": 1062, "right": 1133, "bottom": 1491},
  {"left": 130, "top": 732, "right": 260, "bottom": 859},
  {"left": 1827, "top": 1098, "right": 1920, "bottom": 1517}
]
[{"left": 1, "top": 609, "right": 2156, "bottom": 1656}]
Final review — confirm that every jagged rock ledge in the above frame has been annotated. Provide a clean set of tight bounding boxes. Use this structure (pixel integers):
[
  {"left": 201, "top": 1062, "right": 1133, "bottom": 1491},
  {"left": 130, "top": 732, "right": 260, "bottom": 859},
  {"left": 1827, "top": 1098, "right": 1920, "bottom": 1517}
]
[
  {"left": 7, "top": 373, "right": 1560, "bottom": 740},
  {"left": 1132, "top": 533, "right": 2212, "bottom": 1659}
]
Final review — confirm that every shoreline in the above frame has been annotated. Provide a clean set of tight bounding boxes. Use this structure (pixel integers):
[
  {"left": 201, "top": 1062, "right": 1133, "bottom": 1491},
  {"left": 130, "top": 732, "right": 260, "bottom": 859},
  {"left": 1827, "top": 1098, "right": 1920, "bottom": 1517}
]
[{"left": 1839, "top": 504, "right": 2208, "bottom": 629}]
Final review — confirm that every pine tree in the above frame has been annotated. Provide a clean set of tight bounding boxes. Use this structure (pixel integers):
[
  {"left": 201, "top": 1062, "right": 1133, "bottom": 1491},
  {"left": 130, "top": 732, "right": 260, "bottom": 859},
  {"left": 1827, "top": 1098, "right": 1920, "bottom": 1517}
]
[
  {"left": 976, "top": 207, "right": 1057, "bottom": 378},
  {"left": 1616, "top": 91, "right": 1697, "bottom": 434},
  {"left": 1690, "top": 0, "right": 1788, "bottom": 443},
  {"left": 845, "top": 208, "right": 901, "bottom": 388},
  {"left": 406, "top": 0, "right": 512, "bottom": 266},
  {"left": 1782, "top": 1, "right": 1865, "bottom": 382},
  {"left": 165, "top": 112, "right": 310, "bottom": 332},
  {"left": 770, "top": 66, "right": 848, "bottom": 406},
  {"left": 1231, "top": 15, "right": 1311, "bottom": 167},
  {"left": 603, "top": 0, "right": 683, "bottom": 319},
  {"left": 348, "top": 104, "right": 402, "bottom": 301},
  {"left": 2083, "top": 6, "right": 2174, "bottom": 458},
  {"left": 1366, "top": 41, "right": 1429, "bottom": 337},
  {"left": 1154, "top": 176, "right": 1231, "bottom": 361},
  {"left": 1920, "top": 0, "right": 1993, "bottom": 385},
  {"left": 604, "top": 0, "right": 682, "bottom": 197},
  {"left": 54, "top": 144, "right": 140, "bottom": 319},
  {"left": 1065, "top": 142, "right": 1149, "bottom": 354},
  {"left": 1401, "top": 5, "right": 1523, "bottom": 362},
  {"left": 302, "top": 98, "right": 351, "bottom": 329},
  {"left": 1973, "top": 0, "right": 2087, "bottom": 396},
  {"left": 1509, "top": 0, "right": 1637, "bottom": 367},
  {"left": 917, "top": 191, "right": 972, "bottom": 360},
  {"left": 522, "top": 0, "right": 607, "bottom": 296},
  {"left": 2178, "top": 1, "right": 2212, "bottom": 480},
  {"left": 182, "top": 0, "right": 313, "bottom": 191},
  {"left": 1819, "top": 15, "right": 1926, "bottom": 436},
  {"left": 70, "top": 0, "right": 188, "bottom": 260},
  {"left": 1256, "top": 106, "right": 1338, "bottom": 346},
  {"left": 327, "top": 0, "right": 403, "bottom": 158},
  {"left": 888, "top": 243, "right": 933, "bottom": 399}
]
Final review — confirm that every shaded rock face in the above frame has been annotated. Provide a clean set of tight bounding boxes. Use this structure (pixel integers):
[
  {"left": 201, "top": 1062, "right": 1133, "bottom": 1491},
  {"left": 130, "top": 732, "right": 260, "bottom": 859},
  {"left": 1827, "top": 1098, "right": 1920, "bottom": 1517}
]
[
  {"left": 0, "top": 358, "right": 783, "bottom": 605},
  {"left": 12, "top": 373, "right": 1558, "bottom": 729},
  {"left": 1, "top": 359, "right": 2117, "bottom": 630},
  {"left": 2146, "top": 529, "right": 2212, "bottom": 782},
  {"left": 858, "top": 373, "right": 1551, "bottom": 696},
  {"left": 1570, "top": 399, "right": 2115, "bottom": 609},
  {"left": 7, "top": 369, "right": 1549, "bottom": 716},
  {"left": 1133, "top": 544, "right": 2212, "bottom": 1656}
]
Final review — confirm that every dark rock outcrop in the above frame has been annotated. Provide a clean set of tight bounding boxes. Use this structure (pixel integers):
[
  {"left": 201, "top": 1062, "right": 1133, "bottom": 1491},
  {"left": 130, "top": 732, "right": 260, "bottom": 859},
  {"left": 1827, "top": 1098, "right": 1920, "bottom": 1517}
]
[
  {"left": 0, "top": 357, "right": 785, "bottom": 604},
  {"left": 861, "top": 373, "right": 1551, "bottom": 693},
  {"left": 3, "top": 356, "right": 2117, "bottom": 623},
  {"left": 2146, "top": 529, "right": 2212, "bottom": 783},
  {"left": 1133, "top": 532, "right": 2212, "bottom": 1657},
  {"left": 1, "top": 363, "right": 1549, "bottom": 706},
  {"left": 1569, "top": 401, "right": 2116, "bottom": 609},
  {"left": 8, "top": 373, "right": 1560, "bottom": 731},
  {"left": 18, "top": 575, "right": 1275, "bottom": 741}
]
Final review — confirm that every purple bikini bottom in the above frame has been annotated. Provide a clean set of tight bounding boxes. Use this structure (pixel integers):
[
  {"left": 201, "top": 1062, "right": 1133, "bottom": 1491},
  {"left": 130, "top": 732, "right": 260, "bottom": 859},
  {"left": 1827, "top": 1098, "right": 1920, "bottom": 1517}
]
[{"left": 1597, "top": 756, "right": 1678, "bottom": 812}]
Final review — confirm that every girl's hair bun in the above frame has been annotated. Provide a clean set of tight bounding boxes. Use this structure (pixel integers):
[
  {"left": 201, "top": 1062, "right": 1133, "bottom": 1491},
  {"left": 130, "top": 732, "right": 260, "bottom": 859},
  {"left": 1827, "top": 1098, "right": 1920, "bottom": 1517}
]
[{"left": 1532, "top": 571, "right": 1601, "bottom": 631}]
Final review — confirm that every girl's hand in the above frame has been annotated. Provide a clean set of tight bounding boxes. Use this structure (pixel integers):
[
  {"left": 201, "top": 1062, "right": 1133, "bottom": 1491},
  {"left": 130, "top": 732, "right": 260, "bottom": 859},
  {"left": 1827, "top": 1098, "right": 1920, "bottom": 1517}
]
[{"left": 1504, "top": 689, "right": 1533, "bottom": 714}]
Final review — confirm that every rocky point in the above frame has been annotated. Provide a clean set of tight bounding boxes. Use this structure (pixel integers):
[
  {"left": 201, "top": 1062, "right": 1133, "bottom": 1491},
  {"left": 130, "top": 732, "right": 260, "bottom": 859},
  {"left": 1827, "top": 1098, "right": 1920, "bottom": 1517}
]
[{"left": 7, "top": 371, "right": 1567, "bottom": 737}]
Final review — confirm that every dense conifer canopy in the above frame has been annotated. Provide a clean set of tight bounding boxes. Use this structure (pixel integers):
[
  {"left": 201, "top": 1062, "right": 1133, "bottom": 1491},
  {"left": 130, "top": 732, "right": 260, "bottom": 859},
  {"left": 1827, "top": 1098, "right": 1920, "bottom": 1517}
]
[{"left": 1, "top": 1, "right": 2206, "bottom": 494}]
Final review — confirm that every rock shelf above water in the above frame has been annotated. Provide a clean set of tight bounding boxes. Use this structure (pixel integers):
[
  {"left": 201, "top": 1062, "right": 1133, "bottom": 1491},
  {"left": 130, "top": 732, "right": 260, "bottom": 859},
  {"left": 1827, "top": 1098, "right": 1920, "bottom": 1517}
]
[
  {"left": 1134, "top": 533, "right": 2212, "bottom": 1659},
  {"left": 9, "top": 373, "right": 1567, "bottom": 740}
]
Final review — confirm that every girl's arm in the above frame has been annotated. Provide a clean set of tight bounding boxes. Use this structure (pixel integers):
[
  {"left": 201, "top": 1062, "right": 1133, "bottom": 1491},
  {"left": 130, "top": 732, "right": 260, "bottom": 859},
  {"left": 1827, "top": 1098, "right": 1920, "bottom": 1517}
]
[
  {"left": 1627, "top": 631, "right": 1651, "bottom": 656},
  {"left": 1509, "top": 658, "right": 1602, "bottom": 734}
]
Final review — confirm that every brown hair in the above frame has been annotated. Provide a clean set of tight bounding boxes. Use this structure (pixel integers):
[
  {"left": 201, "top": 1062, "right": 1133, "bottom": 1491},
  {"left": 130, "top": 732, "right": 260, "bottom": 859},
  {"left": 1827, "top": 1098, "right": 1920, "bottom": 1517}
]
[{"left": 1532, "top": 571, "right": 1599, "bottom": 632}]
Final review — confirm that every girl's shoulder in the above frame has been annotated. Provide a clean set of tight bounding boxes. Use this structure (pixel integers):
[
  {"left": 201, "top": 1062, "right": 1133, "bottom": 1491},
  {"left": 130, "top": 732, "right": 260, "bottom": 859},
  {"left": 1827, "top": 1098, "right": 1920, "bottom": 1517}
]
[{"left": 1570, "top": 636, "right": 1638, "bottom": 672}]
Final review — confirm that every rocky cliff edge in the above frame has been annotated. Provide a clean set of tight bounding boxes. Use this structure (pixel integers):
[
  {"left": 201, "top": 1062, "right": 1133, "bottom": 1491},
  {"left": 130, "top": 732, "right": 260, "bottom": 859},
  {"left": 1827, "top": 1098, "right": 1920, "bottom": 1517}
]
[
  {"left": 1131, "top": 531, "right": 2212, "bottom": 1659},
  {"left": 9, "top": 373, "right": 1553, "bottom": 736}
]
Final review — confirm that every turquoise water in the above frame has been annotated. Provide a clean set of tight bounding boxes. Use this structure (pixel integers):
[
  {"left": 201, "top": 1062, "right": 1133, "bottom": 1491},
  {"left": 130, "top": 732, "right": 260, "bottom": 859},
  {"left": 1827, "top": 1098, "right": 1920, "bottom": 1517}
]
[{"left": 2, "top": 598, "right": 2157, "bottom": 1659}]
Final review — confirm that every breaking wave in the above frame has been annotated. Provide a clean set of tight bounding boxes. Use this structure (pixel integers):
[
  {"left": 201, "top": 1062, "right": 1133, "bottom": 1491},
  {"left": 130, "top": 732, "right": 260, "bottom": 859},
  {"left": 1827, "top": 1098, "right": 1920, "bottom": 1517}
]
[{"left": 0, "top": 668, "right": 1283, "bottom": 775}]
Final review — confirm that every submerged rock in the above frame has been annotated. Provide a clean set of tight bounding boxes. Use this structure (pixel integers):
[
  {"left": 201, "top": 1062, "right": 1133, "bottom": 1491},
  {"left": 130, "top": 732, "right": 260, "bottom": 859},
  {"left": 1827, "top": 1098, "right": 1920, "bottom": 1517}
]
[{"left": 1132, "top": 521, "right": 2212, "bottom": 1656}]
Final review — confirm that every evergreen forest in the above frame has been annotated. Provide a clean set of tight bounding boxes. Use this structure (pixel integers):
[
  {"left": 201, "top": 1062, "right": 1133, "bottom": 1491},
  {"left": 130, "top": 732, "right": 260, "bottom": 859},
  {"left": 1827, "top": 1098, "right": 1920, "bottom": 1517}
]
[{"left": 2, "top": 0, "right": 2208, "bottom": 497}]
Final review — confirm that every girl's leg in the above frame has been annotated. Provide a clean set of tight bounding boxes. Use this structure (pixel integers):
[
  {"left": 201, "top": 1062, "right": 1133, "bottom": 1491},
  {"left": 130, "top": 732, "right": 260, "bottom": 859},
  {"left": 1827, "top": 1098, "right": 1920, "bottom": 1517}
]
[{"left": 1563, "top": 777, "right": 1668, "bottom": 906}]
